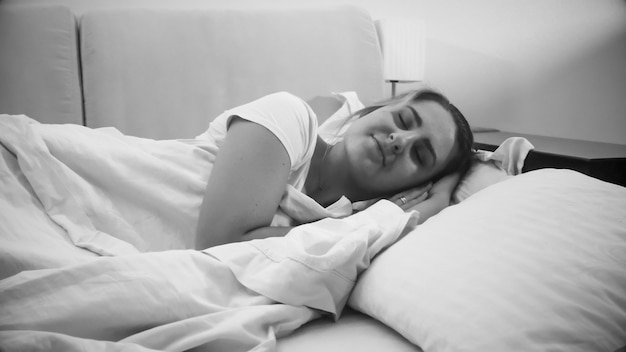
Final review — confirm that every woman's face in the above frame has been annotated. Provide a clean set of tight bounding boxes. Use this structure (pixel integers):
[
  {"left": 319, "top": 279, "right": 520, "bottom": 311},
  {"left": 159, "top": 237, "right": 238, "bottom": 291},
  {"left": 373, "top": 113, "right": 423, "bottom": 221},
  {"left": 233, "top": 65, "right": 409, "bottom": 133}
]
[{"left": 341, "top": 98, "right": 457, "bottom": 199}]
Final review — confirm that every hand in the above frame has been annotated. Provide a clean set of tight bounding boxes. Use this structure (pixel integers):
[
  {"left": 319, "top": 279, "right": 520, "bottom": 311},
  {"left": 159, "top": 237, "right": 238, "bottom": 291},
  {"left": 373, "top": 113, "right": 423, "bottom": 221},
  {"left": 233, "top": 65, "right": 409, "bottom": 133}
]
[
  {"left": 388, "top": 183, "right": 433, "bottom": 211},
  {"left": 391, "top": 172, "right": 463, "bottom": 224},
  {"left": 429, "top": 172, "right": 462, "bottom": 201}
]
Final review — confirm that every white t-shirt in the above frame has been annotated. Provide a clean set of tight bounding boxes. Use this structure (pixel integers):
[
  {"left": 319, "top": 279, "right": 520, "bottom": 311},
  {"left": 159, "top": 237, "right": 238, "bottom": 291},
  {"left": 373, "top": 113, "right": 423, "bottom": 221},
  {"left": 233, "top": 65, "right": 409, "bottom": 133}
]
[{"left": 196, "top": 92, "right": 352, "bottom": 226}]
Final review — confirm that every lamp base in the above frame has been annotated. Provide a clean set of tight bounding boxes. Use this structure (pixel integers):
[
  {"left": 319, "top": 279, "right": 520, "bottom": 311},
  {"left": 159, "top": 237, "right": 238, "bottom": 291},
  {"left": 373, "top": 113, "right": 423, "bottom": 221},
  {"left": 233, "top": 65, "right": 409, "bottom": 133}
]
[{"left": 387, "top": 80, "right": 422, "bottom": 98}]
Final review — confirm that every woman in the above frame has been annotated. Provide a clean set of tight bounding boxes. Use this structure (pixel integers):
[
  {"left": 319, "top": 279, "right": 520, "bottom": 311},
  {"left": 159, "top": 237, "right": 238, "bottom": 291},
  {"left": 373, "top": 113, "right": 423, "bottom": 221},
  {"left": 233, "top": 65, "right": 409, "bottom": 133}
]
[{"left": 196, "top": 88, "right": 474, "bottom": 249}]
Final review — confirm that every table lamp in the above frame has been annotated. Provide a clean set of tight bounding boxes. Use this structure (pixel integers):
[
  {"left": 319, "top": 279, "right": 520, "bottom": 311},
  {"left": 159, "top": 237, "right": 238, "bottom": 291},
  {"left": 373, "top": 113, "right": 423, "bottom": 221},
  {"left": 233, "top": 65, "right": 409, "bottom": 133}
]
[{"left": 376, "top": 19, "right": 425, "bottom": 97}]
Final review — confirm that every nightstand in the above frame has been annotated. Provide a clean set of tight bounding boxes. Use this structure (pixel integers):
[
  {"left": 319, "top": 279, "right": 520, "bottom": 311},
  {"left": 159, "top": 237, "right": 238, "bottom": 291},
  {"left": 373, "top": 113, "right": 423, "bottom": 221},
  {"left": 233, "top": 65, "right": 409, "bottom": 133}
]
[{"left": 473, "top": 131, "right": 626, "bottom": 187}]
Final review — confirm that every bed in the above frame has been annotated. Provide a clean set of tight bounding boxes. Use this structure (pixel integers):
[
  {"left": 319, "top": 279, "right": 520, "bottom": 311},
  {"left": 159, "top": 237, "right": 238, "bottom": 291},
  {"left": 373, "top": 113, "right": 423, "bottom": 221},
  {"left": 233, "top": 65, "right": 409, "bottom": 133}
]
[{"left": 1, "top": 4, "right": 625, "bottom": 352}]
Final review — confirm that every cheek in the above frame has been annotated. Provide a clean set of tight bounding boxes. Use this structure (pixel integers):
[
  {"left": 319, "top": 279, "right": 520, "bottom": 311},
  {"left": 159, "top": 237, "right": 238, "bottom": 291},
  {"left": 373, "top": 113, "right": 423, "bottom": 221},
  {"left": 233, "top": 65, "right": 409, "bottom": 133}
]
[
  {"left": 344, "top": 136, "right": 374, "bottom": 171},
  {"left": 386, "top": 161, "right": 420, "bottom": 188}
]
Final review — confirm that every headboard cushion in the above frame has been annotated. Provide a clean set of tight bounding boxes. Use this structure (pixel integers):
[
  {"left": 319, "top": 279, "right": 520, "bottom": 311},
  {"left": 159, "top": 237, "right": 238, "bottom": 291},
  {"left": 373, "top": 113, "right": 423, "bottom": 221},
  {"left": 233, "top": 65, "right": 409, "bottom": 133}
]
[
  {"left": 80, "top": 6, "right": 384, "bottom": 139},
  {"left": 0, "top": 5, "right": 82, "bottom": 125}
]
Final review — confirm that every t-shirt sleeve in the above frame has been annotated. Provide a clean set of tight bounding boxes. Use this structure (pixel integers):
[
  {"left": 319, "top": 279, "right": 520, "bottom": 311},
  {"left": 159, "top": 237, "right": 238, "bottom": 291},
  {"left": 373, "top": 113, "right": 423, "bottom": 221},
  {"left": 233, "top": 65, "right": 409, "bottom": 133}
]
[{"left": 223, "top": 92, "right": 318, "bottom": 169}]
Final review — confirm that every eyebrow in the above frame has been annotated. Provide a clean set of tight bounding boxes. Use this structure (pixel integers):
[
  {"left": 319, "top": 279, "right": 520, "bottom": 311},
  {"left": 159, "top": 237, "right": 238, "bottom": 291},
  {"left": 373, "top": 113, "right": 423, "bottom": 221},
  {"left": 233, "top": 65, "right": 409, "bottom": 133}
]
[{"left": 406, "top": 105, "right": 436, "bottom": 164}]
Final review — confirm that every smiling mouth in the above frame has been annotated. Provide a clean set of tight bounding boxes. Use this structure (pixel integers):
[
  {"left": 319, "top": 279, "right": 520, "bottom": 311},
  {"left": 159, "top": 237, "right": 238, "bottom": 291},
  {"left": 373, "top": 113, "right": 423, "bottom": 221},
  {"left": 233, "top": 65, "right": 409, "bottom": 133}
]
[{"left": 372, "top": 135, "right": 385, "bottom": 166}]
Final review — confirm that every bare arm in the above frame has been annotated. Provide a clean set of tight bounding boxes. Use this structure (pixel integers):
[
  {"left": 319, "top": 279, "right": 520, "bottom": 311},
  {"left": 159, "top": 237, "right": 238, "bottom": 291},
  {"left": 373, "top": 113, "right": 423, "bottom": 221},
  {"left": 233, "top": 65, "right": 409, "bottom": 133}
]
[{"left": 195, "top": 117, "right": 291, "bottom": 249}]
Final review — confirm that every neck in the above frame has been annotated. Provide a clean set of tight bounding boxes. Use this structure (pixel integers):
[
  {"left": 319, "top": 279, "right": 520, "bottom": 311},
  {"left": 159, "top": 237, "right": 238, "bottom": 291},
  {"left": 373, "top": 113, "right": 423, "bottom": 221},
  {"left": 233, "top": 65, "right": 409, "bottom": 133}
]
[{"left": 305, "top": 136, "right": 346, "bottom": 207}]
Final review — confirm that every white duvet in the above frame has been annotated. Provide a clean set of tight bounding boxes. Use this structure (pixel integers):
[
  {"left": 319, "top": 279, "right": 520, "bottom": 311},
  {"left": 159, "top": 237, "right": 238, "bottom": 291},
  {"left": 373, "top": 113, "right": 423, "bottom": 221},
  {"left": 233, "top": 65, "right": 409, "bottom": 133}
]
[{"left": 0, "top": 114, "right": 418, "bottom": 351}]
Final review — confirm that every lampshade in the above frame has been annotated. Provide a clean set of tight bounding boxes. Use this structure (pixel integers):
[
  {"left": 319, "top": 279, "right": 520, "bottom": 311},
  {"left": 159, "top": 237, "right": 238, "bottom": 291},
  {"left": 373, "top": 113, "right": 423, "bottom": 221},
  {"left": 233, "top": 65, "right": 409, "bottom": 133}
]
[{"left": 376, "top": 19, "right": 426, "bottom": 82}]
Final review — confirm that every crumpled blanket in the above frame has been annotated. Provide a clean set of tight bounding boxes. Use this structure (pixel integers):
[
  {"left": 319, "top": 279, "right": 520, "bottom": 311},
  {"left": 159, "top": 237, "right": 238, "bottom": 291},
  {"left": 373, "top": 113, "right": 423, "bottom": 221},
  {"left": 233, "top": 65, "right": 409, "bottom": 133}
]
[
  {"left": 0, "top": 114, "right": 213, "bottom": 261},
  {"left": 0, "top": 114, "right": 419, "bottom": 351},
  {"left": 0, "top": 201, "right": 416, "bottom": 351}
]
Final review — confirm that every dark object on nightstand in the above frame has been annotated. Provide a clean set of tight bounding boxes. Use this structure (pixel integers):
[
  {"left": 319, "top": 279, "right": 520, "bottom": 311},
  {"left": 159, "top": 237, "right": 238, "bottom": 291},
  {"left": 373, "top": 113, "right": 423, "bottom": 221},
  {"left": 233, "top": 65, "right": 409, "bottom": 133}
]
[{"left": 473, "top": 131, "right": 626, "bottom": 187}]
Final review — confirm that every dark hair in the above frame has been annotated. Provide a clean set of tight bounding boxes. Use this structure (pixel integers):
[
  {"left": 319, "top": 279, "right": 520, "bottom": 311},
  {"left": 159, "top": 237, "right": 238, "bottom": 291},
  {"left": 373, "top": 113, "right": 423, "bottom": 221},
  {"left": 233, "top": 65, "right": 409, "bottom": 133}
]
[{"left": 353, "top": 87, "right": 475, "bottom": 181}]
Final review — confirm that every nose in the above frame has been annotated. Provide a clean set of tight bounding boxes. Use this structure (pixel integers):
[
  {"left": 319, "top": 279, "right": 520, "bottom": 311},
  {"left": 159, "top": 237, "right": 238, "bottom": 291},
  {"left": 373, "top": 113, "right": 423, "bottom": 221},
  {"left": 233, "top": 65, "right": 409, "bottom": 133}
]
[{"left": 389, "top": 131, "right": 418, "bottom": 154}]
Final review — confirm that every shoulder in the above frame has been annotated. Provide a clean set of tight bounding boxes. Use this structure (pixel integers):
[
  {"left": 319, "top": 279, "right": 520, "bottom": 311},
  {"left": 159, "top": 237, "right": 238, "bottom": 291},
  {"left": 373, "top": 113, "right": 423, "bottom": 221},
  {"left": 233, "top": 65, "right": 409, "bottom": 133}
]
[
  {"left": 228, "top": 92, "right": 318, "bottom": 168},
  {"left": 265, "top": 91, "right": 306, "bottom": 105},
  {"left": 232, "top": 92, "right": 310, "bottom": 116},
  {"left": 226, "top": 92, "right": 317, "bottom": 134},
  {"left": 222, "top": 92, "right": 309, "bottom": 123},
  {"left": 196, "top": 92, "right": 316, "bottom": 145}
]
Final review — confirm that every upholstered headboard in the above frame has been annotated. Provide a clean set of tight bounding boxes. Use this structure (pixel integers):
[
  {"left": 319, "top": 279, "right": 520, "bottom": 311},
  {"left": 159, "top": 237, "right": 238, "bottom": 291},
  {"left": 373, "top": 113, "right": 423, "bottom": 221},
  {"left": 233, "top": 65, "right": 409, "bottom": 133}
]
[
  {"left": 80, "top": 6, "right": 384, "bottom": 139},
  {"left": 0, "top": 4, "right": 384, "bottom": 139},
  {"left": 0, "top": 5, "right": 83, "bottom": 125}
]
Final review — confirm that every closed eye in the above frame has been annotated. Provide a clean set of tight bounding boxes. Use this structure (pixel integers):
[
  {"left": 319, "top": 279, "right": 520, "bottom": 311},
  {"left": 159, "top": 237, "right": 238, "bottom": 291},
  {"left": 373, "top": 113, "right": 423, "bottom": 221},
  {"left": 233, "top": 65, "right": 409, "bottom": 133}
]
[
  {"left": 413, "top": 146, "right": 422, "bottom": 165},
  {"left": 394, "top": 111, "right": 409, "bottom": 130},
  {"left": 407, "top": 106, "right": 423, "bottom": 127},
  {"left": 414, "top": 142, "right": 435, "bottom": 167}
]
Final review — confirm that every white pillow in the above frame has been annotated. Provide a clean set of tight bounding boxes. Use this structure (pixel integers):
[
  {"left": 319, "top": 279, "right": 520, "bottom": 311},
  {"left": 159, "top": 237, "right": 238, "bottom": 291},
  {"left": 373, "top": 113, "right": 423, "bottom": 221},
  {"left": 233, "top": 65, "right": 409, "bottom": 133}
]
[
  {"left": 349, "top": 169, "right": 626, "bottom": 352},
  {"left": 453, "top": 137, "right": 534, "bottom": 204},
  {"left": 451, "top": 159, "right": 511, "bottom": 203}
]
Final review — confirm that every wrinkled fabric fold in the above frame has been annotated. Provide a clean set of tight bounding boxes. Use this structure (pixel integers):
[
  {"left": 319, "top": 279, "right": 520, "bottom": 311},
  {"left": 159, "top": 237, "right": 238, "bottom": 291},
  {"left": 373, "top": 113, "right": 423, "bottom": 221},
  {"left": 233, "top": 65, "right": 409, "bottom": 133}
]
[
  {"left": 0, "top": 197, "right": 416, "bottom": 351},
  {"left": 476, "top": 136, "right": 534, "bottom": 175}
]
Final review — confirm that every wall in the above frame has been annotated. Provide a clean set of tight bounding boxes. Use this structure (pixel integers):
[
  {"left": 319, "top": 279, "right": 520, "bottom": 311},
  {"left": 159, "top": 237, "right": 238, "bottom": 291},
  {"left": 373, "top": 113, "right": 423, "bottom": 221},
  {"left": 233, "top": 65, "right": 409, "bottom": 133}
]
[{"left": 3, "top": 0, "right": 625, "bottom": 144}]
